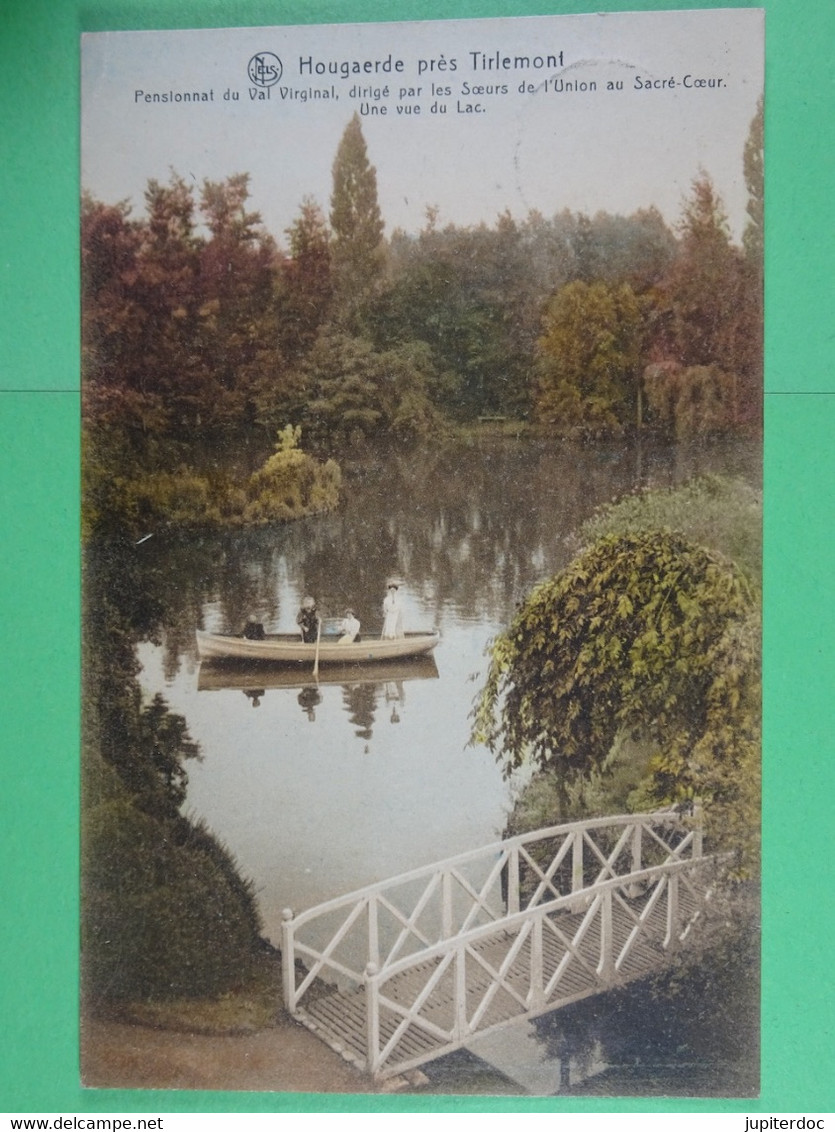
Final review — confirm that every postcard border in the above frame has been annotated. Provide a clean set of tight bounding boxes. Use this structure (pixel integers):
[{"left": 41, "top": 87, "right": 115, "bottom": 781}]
[{"left": 2, "top": 0, "right": 833, "bottom": 1114}]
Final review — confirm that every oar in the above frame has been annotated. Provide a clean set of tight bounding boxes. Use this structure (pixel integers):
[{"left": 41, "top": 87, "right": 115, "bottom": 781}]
[{"left": 313, "top": 615, "right": 322, "bottom": 681}]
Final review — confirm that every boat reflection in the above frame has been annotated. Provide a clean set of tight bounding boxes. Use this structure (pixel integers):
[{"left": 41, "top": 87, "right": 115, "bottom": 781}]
[
  {"left": 197, "top": 653, "right": 439, "bottom": 694},
  {"left": 197, "top": 653, "right": 439, "bottom": 738}
]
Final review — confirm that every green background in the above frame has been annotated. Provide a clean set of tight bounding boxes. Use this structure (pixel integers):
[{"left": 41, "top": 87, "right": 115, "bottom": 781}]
[{"left": 1, "top": 0, "right": 832, "bottom": 1114}]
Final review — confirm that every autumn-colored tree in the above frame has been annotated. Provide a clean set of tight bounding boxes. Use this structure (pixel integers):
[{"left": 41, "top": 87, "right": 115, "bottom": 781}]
[
  {"left": 279, "top": 196, "right": 333, "bottom": 359},
  {"left": 648, "top": 173, "right": 761, "bottom": 431},
  {"left": 80, "top": 193, "right": 161, "bottom": 439},
  {"left": 535, "top": 280, "right": 645, "bottom": 434},
  {"left": 196, "top": 173, "right": 277, "bottom": 428}
]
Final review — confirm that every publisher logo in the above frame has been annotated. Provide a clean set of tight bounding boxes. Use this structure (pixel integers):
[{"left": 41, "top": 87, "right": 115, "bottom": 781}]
[{"left": 248, "top": 52, "right": 282, "bottom": 87}]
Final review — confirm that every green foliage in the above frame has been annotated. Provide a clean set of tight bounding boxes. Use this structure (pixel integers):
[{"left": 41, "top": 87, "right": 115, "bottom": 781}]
[
  {"left": 244, "top": 424, "right": 341, "bottom": 522},
  {"left": 473, "top": 531, "right": 760, "bottom": 863},
  {"left": 300, "top": 331, "right": 444, "bottom": 445},
  {"left": 82, "top": 427, "right": 341, "bottom": 535},
  {"left": 329, "top": 114, "right": 385, "bottom": 321},
  {"left": 82, "top": 539, "right": 264, "bottom": 1004},
  {"left": 581, "top": 474, "right": 762, "bottom": 584},
  {"left": 643, "top": 362, "right": 739, "bottom": 438},
  {"left": 82, "top": 787, "right": 262, "bottom": 1001},
  {"left": 536, "top": 280, "right": 645, "bottom": 435}
]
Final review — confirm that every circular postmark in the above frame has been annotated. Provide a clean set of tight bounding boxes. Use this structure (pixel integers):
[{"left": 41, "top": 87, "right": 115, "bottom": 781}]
[{"left": 247, "top": 52, "right": 283, "bottom": 87}]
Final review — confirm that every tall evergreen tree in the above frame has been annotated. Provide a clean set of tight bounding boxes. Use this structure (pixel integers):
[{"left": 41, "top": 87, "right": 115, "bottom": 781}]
[{"left": 329, "top": 114, "right": 385, "bottom": 321}]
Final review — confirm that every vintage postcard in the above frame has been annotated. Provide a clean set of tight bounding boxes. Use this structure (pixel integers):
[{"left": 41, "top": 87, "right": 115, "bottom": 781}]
[{"left": 80, "top": 9, "right": 764, "bottom": 1097}]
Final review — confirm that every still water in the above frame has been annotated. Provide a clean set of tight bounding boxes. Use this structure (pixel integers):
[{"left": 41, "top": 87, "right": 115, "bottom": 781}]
[{"left": 134, "top": 435, "right": 759, "bottom": 1094}]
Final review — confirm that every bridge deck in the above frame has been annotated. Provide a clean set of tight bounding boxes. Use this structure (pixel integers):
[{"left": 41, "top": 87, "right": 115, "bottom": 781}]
[{"left": 292, "top": 882, "right": 703, "bottom": 1076}]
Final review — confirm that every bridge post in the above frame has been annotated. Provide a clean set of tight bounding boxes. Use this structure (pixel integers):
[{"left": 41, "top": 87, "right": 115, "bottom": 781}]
[
  {"left": 664, "top": 873, "right": 680, "bottom": 949},
  {"left": 507, "top": 846, "right": 520, "bottom": 915},
  {"left": 627, "top": 821, "right": 643, "bottom": 898},
  {"left": 598, "top": 889, "right": 615, "bottom": 979},
  {"left": 368, "top": 894, "right": 380, "bottom": 968},
  {"left": 365, "top": 962, "right": 380, "bottom": 1074},
  {"left": 281, "top": 908, "right": 296, "bottom": 1014},
  {"left": 530, "top": 914, "right": 545, "bottom": 1009},
  {"left": 442, "top": 870, "right": 453, "bottom": 939},
  {"left": 693, "top": 801, "right": 704, "bottom": 858},
  {"left": 454, "top": 944, "right": 468, "bottom": 1040},
  {"left": 571, "top": 829, "right": 586, "bottom": 912}
]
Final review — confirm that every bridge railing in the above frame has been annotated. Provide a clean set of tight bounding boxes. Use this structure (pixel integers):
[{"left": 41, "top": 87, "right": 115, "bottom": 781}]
[
  {"left": 280, "top": 808, "right": 703, "bottom": 1017},
  {"left": 362, "top": 853, "right": 712, "bottom": 1079}
]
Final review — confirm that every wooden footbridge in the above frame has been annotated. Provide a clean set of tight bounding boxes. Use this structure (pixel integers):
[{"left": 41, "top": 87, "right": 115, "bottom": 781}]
[{"left": 281, "top": 809, "right": 719, "bottom": 1082}]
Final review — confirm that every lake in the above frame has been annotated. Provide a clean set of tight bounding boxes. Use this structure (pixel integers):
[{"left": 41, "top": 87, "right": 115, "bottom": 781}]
[{"left": 131, "top": 433, "right": 760, "bottom": 1094}]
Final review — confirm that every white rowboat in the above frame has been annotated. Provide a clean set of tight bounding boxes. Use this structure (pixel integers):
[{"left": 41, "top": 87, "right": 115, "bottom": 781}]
[{"left": 195, "top": 628, "right": 440, "bottom": 665}]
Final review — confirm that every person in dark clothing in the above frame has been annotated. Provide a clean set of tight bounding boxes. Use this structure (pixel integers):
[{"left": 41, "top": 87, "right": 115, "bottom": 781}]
[
  {"left": 296, "top": 595, "right": 320, "bottom": 643},
  {"left": 243, "top": 614, "right": 265, "bottom": 640}
]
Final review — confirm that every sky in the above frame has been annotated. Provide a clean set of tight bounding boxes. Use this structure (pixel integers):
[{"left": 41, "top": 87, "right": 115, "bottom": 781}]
[{"left": 81, "top": 9, "right": 763, "bottom": 247}]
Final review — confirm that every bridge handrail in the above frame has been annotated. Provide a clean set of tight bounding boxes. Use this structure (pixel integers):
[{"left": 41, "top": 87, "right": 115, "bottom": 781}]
[
  {"left": 284, "top": 808, "right": 695, "bottom": 931},
  {"left": 365, "top": 852, "right": 717, "bottom": 984}
]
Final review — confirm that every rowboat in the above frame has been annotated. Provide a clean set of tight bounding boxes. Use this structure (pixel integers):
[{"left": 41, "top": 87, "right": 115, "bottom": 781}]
[{"left": 195, "top": 628, "right": 440, "bottom": 665}]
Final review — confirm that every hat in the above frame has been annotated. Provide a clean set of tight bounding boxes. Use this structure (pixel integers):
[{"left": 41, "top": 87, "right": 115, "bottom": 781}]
[{"left": 302, "top": 595, "right": 315, "bottom": 609}]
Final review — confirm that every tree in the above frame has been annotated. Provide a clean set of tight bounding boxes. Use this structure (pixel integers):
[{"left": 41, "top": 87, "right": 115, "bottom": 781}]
[
  {"left": 298, "top": 330, "right": 441, "bottom": 445},
  {"left": 535, "top": 280, "right": 645, "bottom": 434},
  {"left": 244, "top": 423, "right": 341, "bottom": 523},
  {"left": 329, "top": 114, "right": 385, "bottom": 320},
  {"left": 279, "top": 196, "right": 333, "bottom": 359},
  {"left": 741, "top": 97, "right": 764, "bottom": 423},
  {"left": 643, "top": 361, "right": 737, "bottom": 439},
  {"left": 648, "top": 173, "right": 761, "bottom": 431},
  {"left": 742, "top": 97, "right": 764, "bottom": 273},
  {"left": 80, "top": 193, "right": 164, "bottom": 442},
  {"left": 584, "top": 207, "right": 677, "bottom": 293},
  {"left": 197, "top": 173, "right": 278, "bottom": 429},
  {"left": 472, "top": 531, "right": 761, "bottom": 861},
  {"left": 126, "top": 173, "right": 203, "bottom": 437}
]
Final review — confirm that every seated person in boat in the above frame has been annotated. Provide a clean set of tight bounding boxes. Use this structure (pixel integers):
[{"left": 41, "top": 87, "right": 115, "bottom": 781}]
[
  {"left": 338, "top": 608, "right": 361, "bottom": 644},
  {"left": 242, "top": 614, "right": 265, "bottom": 640},
  {"left": 296, "top": 595, "right": 320, "bottom": 643}
]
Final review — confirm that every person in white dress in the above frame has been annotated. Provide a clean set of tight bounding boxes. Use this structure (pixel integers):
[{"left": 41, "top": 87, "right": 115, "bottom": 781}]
[
  {"left": 338, "top": 608, "right": 361, "bottom": 643},
  {"left": 382, "top": 581, "right": 404, "bottom": 639}
]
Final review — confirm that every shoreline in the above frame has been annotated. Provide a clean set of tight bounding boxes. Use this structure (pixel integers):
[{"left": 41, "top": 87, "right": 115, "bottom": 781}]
[{"left": 80, "top": 1010, "right": 373, "bottom": 1095}]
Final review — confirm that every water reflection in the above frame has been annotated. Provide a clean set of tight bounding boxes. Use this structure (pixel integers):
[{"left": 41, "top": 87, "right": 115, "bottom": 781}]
[
  {"left": 138, "top": 436, "right": 759, "bottom": 685},
  {"left": 197, "top": 654, "right": 439, "bottom": 693},
  {"left": 297, "top": 686, "right": 322, "bottom": 722},
  {"left": 132, "top": 436, "right": 759, "bottom": 929},
  {"left": 197, "top": 655, "right": 437, "bottom": 738}
]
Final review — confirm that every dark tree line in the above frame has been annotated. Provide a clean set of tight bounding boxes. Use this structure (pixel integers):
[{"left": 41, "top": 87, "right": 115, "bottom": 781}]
[{"left": 82, "top": 103, "right": 763, "bottom": 493}]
